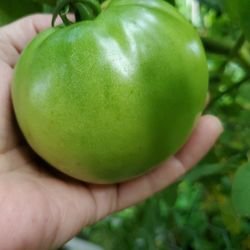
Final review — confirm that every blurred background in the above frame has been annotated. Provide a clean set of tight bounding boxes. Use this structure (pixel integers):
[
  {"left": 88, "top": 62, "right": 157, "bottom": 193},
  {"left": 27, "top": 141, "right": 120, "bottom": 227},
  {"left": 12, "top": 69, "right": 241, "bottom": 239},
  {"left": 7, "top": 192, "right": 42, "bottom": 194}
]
[{"left": 1, "top": 0, "right": 250, "bottom": 249}]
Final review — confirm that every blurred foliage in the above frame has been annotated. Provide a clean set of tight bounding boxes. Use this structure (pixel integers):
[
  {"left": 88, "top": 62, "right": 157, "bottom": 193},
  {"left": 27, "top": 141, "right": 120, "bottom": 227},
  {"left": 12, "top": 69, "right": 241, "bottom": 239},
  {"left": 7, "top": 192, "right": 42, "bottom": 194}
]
[
  {"left": 225, "top": 0, "right": 250, "bottom": 41},
  {"left": 1, "top": 0, "right": 250, "bottom": 249},
  {"left": 0, "top": 0, "right": 42, "bottom": 25},
  {"left": 232, "top": 163, "right": 250, "bottom": 217}
]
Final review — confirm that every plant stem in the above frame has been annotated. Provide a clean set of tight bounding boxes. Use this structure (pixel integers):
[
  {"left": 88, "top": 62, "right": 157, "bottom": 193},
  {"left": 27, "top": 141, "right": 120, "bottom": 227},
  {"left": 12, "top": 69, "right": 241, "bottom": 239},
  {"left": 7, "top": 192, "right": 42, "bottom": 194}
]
[
  {"left": 206, "top": 75, "right": 250, "bottom": 110},
  {"left": 201, "top": 35, "right": 250, "bottom": 74},
  {"left": 52, "top": 0, "right": 101, "bottom": 26}
]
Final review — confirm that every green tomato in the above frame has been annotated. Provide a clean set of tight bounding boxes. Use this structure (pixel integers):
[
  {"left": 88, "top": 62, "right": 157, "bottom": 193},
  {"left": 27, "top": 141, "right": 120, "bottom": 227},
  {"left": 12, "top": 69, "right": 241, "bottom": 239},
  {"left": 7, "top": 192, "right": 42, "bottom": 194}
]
[
  {"left": 226, "top": 0, "right": 250, "bottom": 40},
  {"left": 12, "top": 0, "right": 208, "bottom": 184}
]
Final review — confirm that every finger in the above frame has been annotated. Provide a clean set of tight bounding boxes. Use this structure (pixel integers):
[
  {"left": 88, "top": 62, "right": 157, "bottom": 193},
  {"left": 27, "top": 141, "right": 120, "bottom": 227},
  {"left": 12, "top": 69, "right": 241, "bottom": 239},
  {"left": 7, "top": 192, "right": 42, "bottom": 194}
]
[
  {"left": 0, "top": 14, "right": 52, "bottom": 66},
  {"left": 0, "top": 15, "right": 54, "bottom": 152},
  {"left": 175, "top": 114, "right": 223, "bottom": 168},
  {"left": 1, "top": 14, "right": 52, "bottom": 52},
  {"left": 116, "top": 115, "right": 223, "bottom": 210},
  {"left": 0, "top": 61, "right": 22, "bottom": 153}
]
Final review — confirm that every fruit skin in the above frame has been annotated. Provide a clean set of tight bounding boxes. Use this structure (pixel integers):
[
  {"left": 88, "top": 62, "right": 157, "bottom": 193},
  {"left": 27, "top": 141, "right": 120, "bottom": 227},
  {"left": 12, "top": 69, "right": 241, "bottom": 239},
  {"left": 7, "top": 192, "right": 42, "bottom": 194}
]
[
  {"left": 12, "top": 0, "right": 208, "bottom": 184},
  {"left": 226, "top": 0, "right": 250, "bottom": 40}
]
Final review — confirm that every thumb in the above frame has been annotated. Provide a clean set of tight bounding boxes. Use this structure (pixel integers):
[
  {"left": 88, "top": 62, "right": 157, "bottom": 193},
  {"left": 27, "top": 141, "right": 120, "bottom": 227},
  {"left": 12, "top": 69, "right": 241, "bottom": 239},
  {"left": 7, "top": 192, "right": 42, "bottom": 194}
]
[{"left": 0, "top": 14, "right": 52, "bottom": 153}]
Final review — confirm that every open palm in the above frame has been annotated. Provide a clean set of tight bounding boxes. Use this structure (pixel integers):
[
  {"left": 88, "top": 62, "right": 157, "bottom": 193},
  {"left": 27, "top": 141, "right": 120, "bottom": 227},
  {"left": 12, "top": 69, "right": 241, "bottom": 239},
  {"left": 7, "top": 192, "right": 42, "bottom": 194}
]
[{"left": 0, "top": 15, "right": 223, "bottom": 250}]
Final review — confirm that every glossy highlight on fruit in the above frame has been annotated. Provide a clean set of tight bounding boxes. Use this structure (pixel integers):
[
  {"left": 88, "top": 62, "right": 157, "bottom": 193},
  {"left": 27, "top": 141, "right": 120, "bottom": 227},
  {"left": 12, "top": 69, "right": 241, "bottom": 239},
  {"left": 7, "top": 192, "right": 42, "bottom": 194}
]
[{"left": 12, "top": 0, "right": 208, "bottom": 184}]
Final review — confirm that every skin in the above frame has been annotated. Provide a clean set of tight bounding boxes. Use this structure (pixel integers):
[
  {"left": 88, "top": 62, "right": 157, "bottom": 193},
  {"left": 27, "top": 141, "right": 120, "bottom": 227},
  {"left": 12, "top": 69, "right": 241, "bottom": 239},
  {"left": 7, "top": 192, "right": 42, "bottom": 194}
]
[{"left": 0, "top": 14, "right": 223, "bottom": 250}]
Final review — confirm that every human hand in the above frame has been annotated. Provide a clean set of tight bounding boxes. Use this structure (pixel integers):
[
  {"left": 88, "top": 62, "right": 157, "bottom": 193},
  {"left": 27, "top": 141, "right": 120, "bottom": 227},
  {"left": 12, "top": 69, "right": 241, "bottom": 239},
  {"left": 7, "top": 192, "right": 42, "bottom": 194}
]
[{"left": 0, "top": 15, "right": 223, "bottom": 250}]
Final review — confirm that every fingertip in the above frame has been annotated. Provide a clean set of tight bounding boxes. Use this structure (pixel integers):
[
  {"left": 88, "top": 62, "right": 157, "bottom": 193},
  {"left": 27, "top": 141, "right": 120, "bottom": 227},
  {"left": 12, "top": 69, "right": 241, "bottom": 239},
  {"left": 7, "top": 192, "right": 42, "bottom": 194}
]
[
  {"left": 175, "top": 114, "right": 223, "bottom": 170},
  {"left": 201, "top": 114, "right": 224, "bottom": 136}
]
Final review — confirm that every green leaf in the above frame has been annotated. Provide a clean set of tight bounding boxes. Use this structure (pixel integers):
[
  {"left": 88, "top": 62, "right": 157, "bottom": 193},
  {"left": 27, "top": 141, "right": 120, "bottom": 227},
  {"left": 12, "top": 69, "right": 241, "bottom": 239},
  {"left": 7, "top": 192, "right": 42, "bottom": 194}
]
[
  {"left": 184, "top": 163, "right": 227, "bottom": 183},
  {"left": 34, "top": 0, "right": 57, "bottom": 6},
  {"left": 232, "top": 162, "right": 250, "bottom": 217},
  {"left": 161, "top": 183, "right": 178, "bottom": 206},
  {"left": 226, "top": 0, "right": 250, "bottom": 41},
  {"left": 237, "top": 0, "right": 250, "bottom": 41},
  {"left": 201, "top": 0, "right": 225, "bottom": 13},
  {"left": 237, "top": 82, "right": 250, "bottom": 109},
  {"left": 224, "top": 0, "right": 240, "bottom": 25},
  {"left": 0, "top": 0, "right": 42, "bottom": 26}
]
